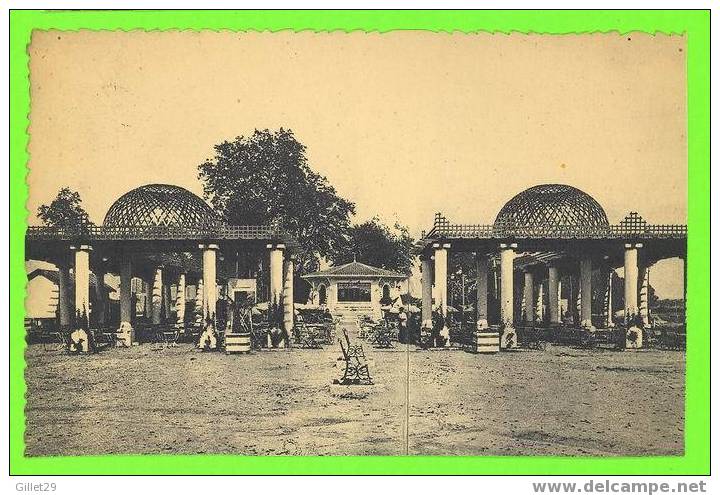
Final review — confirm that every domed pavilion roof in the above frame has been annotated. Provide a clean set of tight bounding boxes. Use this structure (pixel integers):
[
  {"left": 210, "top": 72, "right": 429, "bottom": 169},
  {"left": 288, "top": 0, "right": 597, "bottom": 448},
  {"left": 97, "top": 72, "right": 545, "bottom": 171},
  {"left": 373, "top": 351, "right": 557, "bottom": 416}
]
[
  {"left": 494, "top": 184, "right": 609, "bottom": 231},
  {"left": 103, "top": 184, "right": 220, "bottom": 228}
]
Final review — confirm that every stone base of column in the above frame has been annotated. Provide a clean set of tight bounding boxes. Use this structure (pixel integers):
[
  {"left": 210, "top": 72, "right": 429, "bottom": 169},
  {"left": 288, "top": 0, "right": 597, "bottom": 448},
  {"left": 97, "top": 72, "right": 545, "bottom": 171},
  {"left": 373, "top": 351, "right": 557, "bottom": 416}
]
[
  {"left": 625, "top": 325, "right": 644, "bottom": 349},
  {"left": 439, "top": 325, "right": 451, "bottom": 348},
  {"left": 225, "top": 332, "right": 252, "bottom": 354},
  {"left": 580, "top": 319, "right": 595, "bottom": 331},
  {"left": 116, "top": 322, "right": 134, "bottom": 347},
  {"left": 470, "top": 327, "right": 500, "bottom": 354},
  {"left": 476, "top": 319, "right": 489, "bottom": 330},
  {"left": 197, "top": 323, "right": 218, "bottom": 350},
  {"left": 500, "top": 325, "right": 517, "bottom": 350},
  {"left": 69, "top": 329, "right": 91, "bottom": 353}
]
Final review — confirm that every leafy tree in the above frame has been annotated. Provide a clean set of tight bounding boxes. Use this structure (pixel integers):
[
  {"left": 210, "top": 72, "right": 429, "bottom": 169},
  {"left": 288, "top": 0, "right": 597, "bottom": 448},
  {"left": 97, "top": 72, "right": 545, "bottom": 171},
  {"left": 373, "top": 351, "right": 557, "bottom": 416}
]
[
  {"left": 198, "top": 129, "right": 356, "bottom": 297},
  {"left": 37, "top": 187, "right": 93, "bottom": 228},
  {"left": 333, "top": 217, "right": 414, "bottom": 275}
]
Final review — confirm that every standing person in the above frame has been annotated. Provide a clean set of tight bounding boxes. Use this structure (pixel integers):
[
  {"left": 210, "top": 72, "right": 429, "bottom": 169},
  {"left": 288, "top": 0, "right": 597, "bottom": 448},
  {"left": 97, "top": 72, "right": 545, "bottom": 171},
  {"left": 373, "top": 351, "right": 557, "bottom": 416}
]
[
  {"left": 397, "top": 306, "right": 408, "bottom": 343},
  {"left": 432, "top": 307, "right": 446, "bottom": 347}
]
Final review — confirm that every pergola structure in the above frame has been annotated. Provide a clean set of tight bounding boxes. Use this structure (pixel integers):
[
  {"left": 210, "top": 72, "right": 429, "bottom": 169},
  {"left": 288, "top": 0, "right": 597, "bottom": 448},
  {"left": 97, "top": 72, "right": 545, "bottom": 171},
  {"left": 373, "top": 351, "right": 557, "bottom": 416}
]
[
  {"left": 417, "top": 184, "right": 687, "bottom": 350},
  {"left": 26, "top": 184, "right": 296, "bottom": 349}
]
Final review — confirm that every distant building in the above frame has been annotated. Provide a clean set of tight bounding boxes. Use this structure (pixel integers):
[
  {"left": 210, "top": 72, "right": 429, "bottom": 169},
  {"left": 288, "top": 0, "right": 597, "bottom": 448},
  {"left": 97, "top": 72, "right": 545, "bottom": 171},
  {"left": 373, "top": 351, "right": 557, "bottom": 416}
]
[
  {"left": 301, "top": 261, "right": 407, "bottom": 319},
  {"left": 26, "top": 268, "right": 115, "bottom": 321}
]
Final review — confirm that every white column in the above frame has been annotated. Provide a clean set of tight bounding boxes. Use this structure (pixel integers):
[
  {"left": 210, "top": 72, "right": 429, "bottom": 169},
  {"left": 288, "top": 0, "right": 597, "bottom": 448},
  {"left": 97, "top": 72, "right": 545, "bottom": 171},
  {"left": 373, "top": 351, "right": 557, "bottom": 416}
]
[
  {"left": 268, "top": 244, "right": 285, "bottom": 308},
  {"left": 624, "top": 243, "right": 644, "bottom": 349},
  {"left": 605, "top": 269, "right": 615, "bottom": 328},
  {"left": 557, "top": 280, "right": 563, "bottom": 321},
  {"left": 196, "top": 245, "right": 219, "bottom": 350},
  {"left": 57, "top": 259, "right": 72, "bottom": 329},
  {"left": 523, "top": 271, "right": 534, "bottom": 324},
  {"left": 475, "top": 255, "right": 488, "bottom": 329},
  {"left": 574, "top": 277, "right": 581, "bottom": 325},
  {"left": 118, "top": 257, "right": 134, "bottom": 345},
  {"left": 175, "top": 273, "right": 186, "bottom": 326},
  {"left": 72, "top": 245, "right": 92, "bottom": 322},
  {"left": 94, "top": 261, "right": 107, "bottom": 327},
  {"left": 370, "top": 280, "right": 381, "bottom": 310},
  {"left": 194, "top": 277, "right": 204, "bottom": 326},
  {"left": 499, "top": 243, "right": 517, "bottom": 348},
  {"left": 163, "top": 283, "right": 172, "bottom": 320},
  {"left": 144, "top": 279, "right": 152, "bottom": 318},
  {"left": 579, "top": 256, "right": 593, "bottom": 328},
  {"left": 535, "top": 280, "right": 544, "bottom": 322},
  {"left": 327, "top": 282, "right": 337, "bottom": 310},
  {"left": 151, "top": 267, "right": 163, "bottom": 324},
  {"left": 547, "top": 265, "right": 560, "bottom": 324},
  {"left": 421, "top": 256, "right": 433, "bottom": 330},
  {"left": 433, "top": 243, "right": 450, "bottom": 317},
  {"left": 639, "top": 264, "right": 651, "bottom": 328},
  {"left": 267, "top": 243, "right": 285, "bottom": 349},
  {"left": 283, "top": 256, "right": 294, "bottom": 334},
  {"left": 201, "top": 244, "right": 219, "bottom": 321},
  {"left": 624, "top": 243, "right": 641, "bottom": 324}
]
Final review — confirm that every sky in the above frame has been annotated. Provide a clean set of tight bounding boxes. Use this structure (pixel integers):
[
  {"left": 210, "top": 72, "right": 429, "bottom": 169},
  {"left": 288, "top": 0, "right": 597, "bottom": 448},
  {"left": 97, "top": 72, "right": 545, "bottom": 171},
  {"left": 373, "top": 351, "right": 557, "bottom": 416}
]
[{"left": 27, "top": 31, "right": 687, "bottom": 297}]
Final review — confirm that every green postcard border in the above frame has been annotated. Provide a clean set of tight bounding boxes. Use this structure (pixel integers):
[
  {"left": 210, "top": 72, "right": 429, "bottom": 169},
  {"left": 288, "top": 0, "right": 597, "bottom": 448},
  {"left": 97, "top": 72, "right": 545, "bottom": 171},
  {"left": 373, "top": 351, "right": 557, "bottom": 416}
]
[{"left": 9, "top": 9, "right": 710, "bottom": 475}]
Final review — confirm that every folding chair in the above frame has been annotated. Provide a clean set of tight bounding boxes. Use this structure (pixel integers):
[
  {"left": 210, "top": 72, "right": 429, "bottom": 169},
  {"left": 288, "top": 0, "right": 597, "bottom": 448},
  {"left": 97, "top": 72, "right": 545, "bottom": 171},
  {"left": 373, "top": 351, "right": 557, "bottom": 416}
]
[
  {"left": 293, "top": 318, "right": 323, "bottom": 349},
  {"left": 161, "top": 326, "right": 180, "bottom": 347},
  {"left": 92, "top": 328, "right": 117, "bottom": 351},
  {"left": 372, "top": 325, "right": 394, "bottom": 349}
]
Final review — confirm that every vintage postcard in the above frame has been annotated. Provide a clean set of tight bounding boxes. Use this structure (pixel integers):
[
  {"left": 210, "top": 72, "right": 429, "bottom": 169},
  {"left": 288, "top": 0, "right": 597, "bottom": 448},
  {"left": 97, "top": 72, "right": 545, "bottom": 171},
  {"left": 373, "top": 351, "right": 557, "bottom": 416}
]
[{"left": 23, "top": 28, "right": 688, "bottom": 460}]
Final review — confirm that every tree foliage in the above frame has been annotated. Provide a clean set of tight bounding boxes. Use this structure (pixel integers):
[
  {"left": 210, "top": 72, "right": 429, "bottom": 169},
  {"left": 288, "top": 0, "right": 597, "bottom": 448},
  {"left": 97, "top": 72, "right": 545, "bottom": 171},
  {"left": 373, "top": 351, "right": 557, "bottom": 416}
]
[
  {"left": 37, "top": 187, "right": 93, "bottom": 228},
  {"left": 198, "top": 129, "right": 355, "bottom": 274},
  {"left": 333, "top": 217, "right": 414, "bottom": 275}
]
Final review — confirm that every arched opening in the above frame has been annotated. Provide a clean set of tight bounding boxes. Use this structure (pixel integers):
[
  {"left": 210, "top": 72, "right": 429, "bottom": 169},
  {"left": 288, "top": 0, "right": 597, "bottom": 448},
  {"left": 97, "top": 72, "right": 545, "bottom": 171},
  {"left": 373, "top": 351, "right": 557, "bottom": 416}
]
[{"left": 318, "top": 284, "right": 327, "bottom": 305}]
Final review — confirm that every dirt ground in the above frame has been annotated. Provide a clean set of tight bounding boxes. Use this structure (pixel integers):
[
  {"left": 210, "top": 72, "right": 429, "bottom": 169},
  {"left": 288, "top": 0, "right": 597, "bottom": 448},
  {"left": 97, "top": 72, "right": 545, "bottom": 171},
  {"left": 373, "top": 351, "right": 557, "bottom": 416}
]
[{"left": 24, "top": 321, "right": 685, "bottom": 457}]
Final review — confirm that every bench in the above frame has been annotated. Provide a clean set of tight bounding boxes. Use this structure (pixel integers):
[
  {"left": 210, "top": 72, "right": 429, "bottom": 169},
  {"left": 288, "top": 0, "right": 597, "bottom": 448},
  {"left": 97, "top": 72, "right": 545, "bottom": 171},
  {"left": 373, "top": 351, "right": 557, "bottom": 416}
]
[{"left": 336, "top": 332, "right": 372, "bottom": 385}]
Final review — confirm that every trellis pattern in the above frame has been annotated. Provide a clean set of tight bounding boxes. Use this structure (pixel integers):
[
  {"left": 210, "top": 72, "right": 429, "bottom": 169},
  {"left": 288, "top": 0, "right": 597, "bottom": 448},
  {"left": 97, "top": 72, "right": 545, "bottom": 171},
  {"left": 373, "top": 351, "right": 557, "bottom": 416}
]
[
  {"left": 103, "top": 184, "right": 220, "bottom": 228},
  {"left": 617, "top": 211, "right": 648, "bottom": 234},
  {"left": 424, "top": 221, "right": 686, "bottom": 240},
  {"left": 423, "top": 183, "right": 686, "bottom": 240},
  {"left": 493, "top": 184, "right": 609, "bottom": 230},
  {"left": 26, "top": 224, "right": 285, "bottom": 241}
]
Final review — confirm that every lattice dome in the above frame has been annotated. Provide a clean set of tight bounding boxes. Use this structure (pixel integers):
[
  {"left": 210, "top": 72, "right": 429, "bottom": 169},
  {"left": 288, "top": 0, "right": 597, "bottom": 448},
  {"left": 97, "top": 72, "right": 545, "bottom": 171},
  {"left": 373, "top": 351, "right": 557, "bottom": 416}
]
[
  {"left": 494, "top": 184, "right": 609, "bottom": 230},
  {"left": 103, "top": 184, "right": 220, "bottom": 228}
]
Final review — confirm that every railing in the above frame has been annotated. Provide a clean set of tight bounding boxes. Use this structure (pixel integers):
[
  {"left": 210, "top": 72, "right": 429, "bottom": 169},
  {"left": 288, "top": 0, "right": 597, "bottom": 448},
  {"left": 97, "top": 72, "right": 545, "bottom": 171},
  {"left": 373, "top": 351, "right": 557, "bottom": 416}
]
[
  {"left": 425, "top": 213, "right": 687, "bottom": 240},
  {"left": 26, "top": 224, "right": 287, "bottom": 241}
]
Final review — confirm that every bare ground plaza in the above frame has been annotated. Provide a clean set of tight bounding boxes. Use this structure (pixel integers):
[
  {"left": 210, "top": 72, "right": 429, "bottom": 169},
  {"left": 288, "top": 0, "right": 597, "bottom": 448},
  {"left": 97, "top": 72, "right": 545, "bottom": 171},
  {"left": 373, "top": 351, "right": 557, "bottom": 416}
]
[{"left": 25, "top": 321, "right": 685, "bottom": 457}]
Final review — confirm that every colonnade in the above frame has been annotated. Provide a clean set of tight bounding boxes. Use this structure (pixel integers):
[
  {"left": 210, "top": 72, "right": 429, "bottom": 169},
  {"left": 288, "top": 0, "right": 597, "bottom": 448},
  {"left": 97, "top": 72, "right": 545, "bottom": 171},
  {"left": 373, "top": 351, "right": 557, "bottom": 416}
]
[
  {"left": 420, "top": 241, "right": 660, "bottom": 349},
  {"left": 57, "top": 241, "right": 295, "bottom": 350}
]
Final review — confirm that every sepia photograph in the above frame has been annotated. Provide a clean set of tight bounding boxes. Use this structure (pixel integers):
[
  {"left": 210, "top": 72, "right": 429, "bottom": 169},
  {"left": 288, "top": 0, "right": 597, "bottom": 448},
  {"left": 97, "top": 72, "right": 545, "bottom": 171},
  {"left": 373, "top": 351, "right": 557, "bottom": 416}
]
[{"left": 23, "top": 28, "right": 688, "bottom": 459}]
